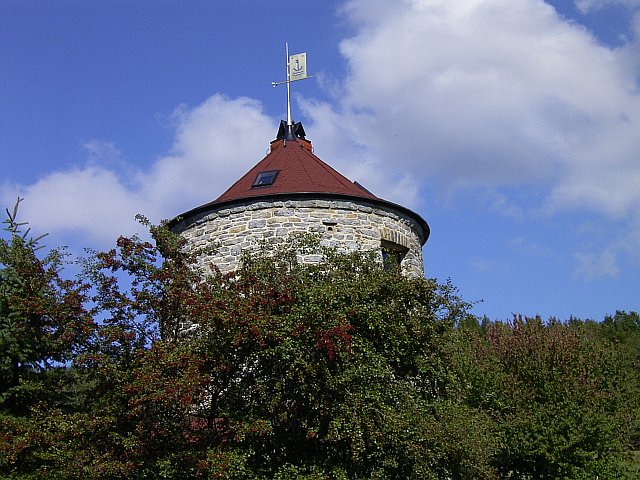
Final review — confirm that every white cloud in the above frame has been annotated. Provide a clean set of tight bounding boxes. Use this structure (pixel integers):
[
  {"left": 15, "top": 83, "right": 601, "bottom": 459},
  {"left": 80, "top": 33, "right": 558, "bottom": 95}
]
[
  {"left": 620, "top": 215, "right": 640, "bottom": 263},
  {"left": 301, "top": 0, "right": 640, "bottom": 258},
  {"left": 82, "top": 140, "right": 121, "bottom": 163},
  {"left": 547, "top": 168, "right": 640, "bottom": 217},
  {"left": 574, "top": 249, "right": 620, "bottom": 279},
  {"left": 1, "top": 95, "right": 273, "bottom": 248},
  {"left": 1, "top": 166, "right": 141, "bottom": 245},
  {"left": 575, "top": 0, "right": 640, "bottom": 14},
  {"left": 482, "top": 190, "right": 524, "bottom": 219},
  {"left": 140, "top": 95, "right": 273, "bottom": 217},
  {"left": 299, "top": 97, "right": 422, "bottom": 208}
]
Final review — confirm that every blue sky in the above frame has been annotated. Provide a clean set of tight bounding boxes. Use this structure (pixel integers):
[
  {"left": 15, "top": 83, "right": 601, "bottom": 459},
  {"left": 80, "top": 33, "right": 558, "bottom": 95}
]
[{"left": 2, "top": 0, "right": 639, "bottom": 321}]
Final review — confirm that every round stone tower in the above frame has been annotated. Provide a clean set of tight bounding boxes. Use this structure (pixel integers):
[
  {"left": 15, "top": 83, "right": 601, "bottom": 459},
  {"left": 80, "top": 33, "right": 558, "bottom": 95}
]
[{"left": 170, "top": 121, "right": 430, "bottom": 276}]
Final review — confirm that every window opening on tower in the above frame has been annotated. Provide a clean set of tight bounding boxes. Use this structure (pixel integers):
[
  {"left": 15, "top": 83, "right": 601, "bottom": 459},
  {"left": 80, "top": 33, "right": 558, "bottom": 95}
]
[{"left": 381, "top": 240, "right": 408, "bottom": 270}]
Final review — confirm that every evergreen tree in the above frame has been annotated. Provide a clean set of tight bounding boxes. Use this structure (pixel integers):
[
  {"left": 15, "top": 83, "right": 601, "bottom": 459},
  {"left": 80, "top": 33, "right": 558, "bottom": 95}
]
[{"left": 0, "top": 199, "right": 93, "bottom": 414}]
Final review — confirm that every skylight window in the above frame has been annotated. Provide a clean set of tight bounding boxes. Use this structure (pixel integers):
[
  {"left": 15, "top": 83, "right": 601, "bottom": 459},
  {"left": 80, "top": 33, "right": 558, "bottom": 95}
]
[{"left": 252, "top": 170, "right": 279, "bottom": 188}]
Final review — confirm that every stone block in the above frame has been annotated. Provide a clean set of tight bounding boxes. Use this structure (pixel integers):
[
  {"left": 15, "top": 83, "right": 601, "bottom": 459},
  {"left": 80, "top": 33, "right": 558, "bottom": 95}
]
[
  {"left": 274, "top": 209, "right": 294, "bottom": 217},
  {"left": 249, "top": 219, "right": 266, "bottom": 228}
]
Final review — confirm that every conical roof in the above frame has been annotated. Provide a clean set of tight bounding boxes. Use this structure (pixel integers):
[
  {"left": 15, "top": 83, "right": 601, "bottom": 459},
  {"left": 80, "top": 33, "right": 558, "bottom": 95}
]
[
  {"left": 214, "top": 121, "right": 378, "bottom": 204},
  {"left": 172, "top": 121, "right": 429, "bottom": 245}
]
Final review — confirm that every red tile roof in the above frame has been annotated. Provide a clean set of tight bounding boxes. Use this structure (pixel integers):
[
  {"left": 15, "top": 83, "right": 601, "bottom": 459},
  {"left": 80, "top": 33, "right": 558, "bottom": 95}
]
[{"left": 214, "top": 137, "right": 379, "bottom": 203}]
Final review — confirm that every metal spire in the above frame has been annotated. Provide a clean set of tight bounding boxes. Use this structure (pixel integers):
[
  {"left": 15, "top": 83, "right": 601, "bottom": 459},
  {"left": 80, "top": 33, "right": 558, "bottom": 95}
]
[{"left": 286, "top": 42, "right": 292, "bottom": 127}]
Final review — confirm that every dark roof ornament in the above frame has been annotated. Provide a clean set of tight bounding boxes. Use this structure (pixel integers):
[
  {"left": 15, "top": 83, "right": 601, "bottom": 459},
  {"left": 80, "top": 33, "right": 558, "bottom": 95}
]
[{"left": 276, "top": 120, "right": 306, "bottom": 141}]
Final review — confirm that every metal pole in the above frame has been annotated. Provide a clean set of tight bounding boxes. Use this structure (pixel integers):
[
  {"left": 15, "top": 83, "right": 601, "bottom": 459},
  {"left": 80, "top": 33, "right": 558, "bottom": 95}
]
[{"left": 286, "top": 42, "right": 292, "bottom": 127}]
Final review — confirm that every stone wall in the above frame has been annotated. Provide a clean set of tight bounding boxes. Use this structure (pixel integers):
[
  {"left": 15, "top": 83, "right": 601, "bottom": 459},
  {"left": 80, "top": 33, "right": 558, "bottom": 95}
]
[{"left": 172, "top": 197, "right": 425, "bottom": 277}]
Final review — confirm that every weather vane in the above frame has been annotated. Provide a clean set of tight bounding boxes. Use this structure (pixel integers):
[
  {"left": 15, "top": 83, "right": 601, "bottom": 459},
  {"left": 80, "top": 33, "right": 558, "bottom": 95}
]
[{"left": 272, "top": 42, "right": 314, "bottom": 128}]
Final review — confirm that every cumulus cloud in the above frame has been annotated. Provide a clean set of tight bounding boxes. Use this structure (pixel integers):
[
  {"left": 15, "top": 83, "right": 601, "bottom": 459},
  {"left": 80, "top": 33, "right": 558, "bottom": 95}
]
[
  {"left": 299, "top": 0, "right": 640, "bottom": 269},
  {"left": 1, "top": 95, "right": 273, "bottom": 248},
  {"left": 547, "top": 168, "right": 640, "bottom": 217},
  {"left": 139, "top": 95, "right": 273, "bottom": 217},
  {"left": 313, "top": 0, "right": 640, "bottom": 192},
  {"left": 1, "top": 166, "right": 141, "bottom": 245}
]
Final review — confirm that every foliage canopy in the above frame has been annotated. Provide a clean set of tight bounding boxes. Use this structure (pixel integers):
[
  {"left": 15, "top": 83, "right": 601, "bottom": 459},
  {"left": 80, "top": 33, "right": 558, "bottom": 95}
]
[{"left": 0, "top": 204, "right": 637, "bottom": 479}]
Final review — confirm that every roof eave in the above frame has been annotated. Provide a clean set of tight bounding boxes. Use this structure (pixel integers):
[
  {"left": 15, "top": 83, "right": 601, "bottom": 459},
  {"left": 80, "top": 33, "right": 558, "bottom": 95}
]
[{"left": 169, "top": 191, "right": 430, "bottom": 245}]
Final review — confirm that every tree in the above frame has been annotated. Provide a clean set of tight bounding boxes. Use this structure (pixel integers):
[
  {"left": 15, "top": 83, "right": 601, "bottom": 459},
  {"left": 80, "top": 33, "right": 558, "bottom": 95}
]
[
  {"left": 0, "top": 199, "right": 93, "bottom": 414},
  {"left": 597, "top": 311, "right": 640, "bottom": 471},
  {"left": 0, "top": 200, "right": 96, "bottom": 479},
  {"left": 0, "top": 217, "right": 497, "bottom": 479},
  {"left": 1, "top": 208, "right": 635, "bottom": 479},
  {"left": 456, "top": 315, "right": 635, "bottom": 479},
  {"left": 71, "top": 231, "right": 497, "bottom": 479}
]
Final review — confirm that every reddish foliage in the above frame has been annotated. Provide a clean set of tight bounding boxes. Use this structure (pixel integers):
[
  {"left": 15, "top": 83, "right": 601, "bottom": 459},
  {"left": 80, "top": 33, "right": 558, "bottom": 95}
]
[{"left": 316, "top": 322, "right": 355, "bottom": 361}]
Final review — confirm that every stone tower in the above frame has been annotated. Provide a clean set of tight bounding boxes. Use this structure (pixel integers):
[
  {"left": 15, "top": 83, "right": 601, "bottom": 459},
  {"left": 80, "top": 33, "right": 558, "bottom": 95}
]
[{"left": 170, "top": 120, "right": 429, "bottom": 276}]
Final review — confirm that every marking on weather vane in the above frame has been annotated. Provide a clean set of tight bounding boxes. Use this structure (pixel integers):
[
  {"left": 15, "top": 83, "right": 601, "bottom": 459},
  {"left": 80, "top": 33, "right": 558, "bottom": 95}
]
[{"left": 290, "top": 52, "right": 307, "bottom": 81}]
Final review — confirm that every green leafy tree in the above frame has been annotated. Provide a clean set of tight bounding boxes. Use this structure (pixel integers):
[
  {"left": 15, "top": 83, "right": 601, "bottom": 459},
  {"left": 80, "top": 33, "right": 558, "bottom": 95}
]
[
  {"left": 596, "top": 311, "right": 640, "bottom": 471},
  {"left": 456, "top": 315, "right": 634, "bottom": 479},
  {"left": 69, "top": 230, "right": 496, "bottom": 479},
  {"left": 1, "top": 220, "right": 496, "bottom": 479}
]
